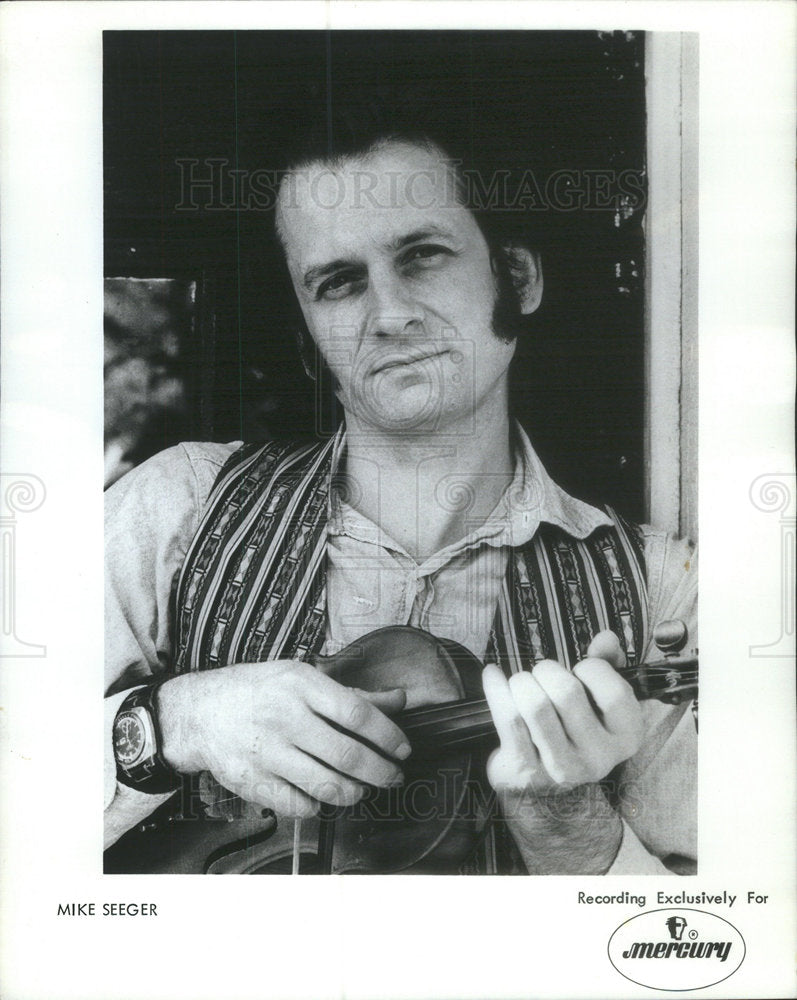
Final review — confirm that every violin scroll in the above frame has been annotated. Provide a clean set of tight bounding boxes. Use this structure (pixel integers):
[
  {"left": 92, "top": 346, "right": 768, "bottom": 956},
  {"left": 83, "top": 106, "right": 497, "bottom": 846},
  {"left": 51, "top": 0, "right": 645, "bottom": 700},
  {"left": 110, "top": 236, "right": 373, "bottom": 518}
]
[
  {"left": 652, "top": 619, "right": 689, "bottom": 655},
  {"left": 629, "top": 619, "right": 698, "bottom": 712}
]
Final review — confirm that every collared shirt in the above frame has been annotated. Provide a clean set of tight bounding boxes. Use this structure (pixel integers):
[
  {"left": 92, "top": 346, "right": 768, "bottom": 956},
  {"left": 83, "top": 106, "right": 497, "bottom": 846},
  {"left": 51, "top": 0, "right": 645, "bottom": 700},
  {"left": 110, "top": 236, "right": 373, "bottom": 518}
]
[
  {"left": 325, "top": 423, "right": 611, "bottom": 663},
  {"left": 104, "top": 431, "right": 697, "bottom": 873}
]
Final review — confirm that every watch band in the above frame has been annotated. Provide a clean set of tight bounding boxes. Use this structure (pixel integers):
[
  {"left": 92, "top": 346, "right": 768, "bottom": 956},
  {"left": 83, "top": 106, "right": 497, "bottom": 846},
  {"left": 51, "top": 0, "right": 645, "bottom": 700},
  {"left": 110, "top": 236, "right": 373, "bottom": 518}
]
[{"left": 114, "top": 681, "right": 182, "bottom": 794}]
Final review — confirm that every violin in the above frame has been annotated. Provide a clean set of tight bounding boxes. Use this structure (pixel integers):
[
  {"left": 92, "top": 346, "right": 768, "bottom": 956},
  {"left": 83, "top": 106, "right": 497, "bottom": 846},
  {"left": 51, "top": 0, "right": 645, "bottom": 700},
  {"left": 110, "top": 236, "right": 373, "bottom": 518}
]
[{"left": 103, "top": 621, "right": 697, "bottom": 875}]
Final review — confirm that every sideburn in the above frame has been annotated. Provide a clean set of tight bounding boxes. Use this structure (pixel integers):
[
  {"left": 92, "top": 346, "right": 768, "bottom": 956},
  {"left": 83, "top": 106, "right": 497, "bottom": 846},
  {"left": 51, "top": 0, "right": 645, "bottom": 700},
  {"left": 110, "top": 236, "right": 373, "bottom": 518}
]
[{"left": 490, "top": 250, "right": 526, "bottom": 344}]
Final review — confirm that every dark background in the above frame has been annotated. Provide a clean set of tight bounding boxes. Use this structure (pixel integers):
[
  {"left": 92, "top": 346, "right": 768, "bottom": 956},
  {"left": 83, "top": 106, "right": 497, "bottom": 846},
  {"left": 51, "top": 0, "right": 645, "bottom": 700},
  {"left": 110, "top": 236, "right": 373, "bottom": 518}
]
[{"left": 104, "top": 30, "right": 647, "bottom": 519}]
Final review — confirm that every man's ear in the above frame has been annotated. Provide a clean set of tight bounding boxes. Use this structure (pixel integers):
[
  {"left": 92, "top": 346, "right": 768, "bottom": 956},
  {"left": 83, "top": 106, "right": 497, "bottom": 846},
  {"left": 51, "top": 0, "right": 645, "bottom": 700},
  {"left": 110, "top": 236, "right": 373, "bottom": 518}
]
[{"left": 503, "top": 245, "right": 544, "bottom": 315}]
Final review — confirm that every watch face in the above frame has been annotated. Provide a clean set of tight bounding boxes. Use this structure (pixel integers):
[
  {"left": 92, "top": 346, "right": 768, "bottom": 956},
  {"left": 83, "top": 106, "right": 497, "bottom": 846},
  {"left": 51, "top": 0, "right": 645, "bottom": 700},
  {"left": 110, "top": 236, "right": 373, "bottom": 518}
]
[{"left": 114, "top": 711, "right": 146, "bottom": 766}]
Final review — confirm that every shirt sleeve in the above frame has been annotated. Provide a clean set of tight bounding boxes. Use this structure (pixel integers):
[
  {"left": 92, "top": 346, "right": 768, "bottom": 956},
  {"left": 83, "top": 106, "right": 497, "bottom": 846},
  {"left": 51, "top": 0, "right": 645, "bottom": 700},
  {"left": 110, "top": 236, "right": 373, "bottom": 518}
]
[
  {"left": 607, "top": 527, "right": 698, "bottom": 875},
  {"left": 104, "top": 442, "right": 237, "bottom": 847}
]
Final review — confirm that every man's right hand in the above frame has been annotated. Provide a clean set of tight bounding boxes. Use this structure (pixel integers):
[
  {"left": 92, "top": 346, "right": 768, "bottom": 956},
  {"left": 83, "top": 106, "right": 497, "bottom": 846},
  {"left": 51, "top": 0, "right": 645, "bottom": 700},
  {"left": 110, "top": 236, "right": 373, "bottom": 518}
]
[{"left": 157, "top": 661, "right": 410, "bottom": 818}]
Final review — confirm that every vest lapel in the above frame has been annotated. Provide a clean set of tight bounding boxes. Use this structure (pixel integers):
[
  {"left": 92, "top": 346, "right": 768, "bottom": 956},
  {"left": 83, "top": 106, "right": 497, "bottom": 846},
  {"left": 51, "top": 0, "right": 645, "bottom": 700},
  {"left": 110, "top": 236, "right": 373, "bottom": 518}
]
[
  {"left": 172, "top": 435, "right": 337, "bottom": 674},
  {"left": 487, "top": 509, "right": 648, "bottom": 674}
]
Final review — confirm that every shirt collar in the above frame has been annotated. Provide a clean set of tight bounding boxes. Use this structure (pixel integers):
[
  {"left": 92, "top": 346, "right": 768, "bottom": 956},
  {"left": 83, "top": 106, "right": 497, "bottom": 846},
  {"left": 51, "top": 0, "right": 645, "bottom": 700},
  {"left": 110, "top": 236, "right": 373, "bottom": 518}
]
[
  {"left": 498, "top": 422, "right": 613, "bottom": 546},
  {"left": 327, "top": 420, "right": 611, "bottom": 552}
]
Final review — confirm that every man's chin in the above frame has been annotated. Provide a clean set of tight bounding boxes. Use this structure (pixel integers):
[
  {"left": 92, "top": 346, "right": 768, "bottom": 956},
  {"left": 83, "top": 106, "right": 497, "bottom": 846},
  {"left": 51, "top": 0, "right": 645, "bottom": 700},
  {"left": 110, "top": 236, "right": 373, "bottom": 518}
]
[{"left": 344, "top": 385, "right": 450, "bottom": 435}]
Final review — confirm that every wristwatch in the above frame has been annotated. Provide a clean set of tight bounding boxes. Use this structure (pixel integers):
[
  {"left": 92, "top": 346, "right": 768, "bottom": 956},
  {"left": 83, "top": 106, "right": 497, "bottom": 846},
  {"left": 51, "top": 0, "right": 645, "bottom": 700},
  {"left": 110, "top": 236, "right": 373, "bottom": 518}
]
[{"left": 113, "top": 682, "right": 181, "bottom": 794}]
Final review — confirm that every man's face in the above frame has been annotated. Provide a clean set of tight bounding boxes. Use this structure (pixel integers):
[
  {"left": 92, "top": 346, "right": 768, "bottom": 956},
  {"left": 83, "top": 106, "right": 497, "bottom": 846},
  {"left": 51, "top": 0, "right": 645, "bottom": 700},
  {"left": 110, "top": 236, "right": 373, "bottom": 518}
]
[{"left": 276, "top": 141, "right": 517, "bottom": 433}]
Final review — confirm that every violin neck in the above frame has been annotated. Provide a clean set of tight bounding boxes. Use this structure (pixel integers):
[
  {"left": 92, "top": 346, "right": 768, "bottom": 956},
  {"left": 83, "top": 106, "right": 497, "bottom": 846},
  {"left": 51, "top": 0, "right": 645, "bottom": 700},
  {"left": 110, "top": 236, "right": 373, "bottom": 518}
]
[
  {"left": 396, "top": 698, "right": 496, "bottom": 754},
  {"left": 395, "top": 656, "right": 699, "bottom": 754}
]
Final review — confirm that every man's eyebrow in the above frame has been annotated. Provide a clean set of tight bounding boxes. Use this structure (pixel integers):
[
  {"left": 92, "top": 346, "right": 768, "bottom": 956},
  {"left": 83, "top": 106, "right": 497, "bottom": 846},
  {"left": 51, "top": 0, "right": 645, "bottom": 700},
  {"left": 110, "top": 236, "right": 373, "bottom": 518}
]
[
  {"left": 388, "top": 227, "right": 457, "bottom": 251},
  {"left": 302, "top": 258, "right": 360, "bottom": 291}
]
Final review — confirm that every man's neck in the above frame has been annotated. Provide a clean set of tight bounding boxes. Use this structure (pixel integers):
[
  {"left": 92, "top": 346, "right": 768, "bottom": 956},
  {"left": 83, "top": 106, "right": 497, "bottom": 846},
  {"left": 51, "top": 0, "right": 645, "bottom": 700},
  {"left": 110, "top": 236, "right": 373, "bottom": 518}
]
[{"left": 342, "top": 395, "right": 514, "bottom": 562}]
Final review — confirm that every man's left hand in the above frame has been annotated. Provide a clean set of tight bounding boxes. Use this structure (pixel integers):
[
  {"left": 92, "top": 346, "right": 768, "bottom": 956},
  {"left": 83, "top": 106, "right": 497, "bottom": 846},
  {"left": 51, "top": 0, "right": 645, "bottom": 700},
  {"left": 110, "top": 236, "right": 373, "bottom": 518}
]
[{"left": 482, "top": 630, "right": 644, "bottom": 874}]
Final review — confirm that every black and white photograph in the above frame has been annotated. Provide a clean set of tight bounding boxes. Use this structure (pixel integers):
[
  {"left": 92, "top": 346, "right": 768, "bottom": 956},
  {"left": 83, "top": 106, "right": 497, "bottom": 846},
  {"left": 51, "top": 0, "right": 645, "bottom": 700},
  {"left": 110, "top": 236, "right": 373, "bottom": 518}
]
[
  {"left": 1, "top": 3, "right": 794, "bottom": 999},
  {"left": 102, "top": 28, "right": 698, "bottom": 879}
]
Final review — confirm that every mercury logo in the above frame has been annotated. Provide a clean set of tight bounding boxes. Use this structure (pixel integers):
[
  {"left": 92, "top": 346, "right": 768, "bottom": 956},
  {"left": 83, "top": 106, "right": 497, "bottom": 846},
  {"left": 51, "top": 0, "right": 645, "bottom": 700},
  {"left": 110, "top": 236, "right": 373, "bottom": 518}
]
[
  {"left": 665, "top": 915, "right": 687, "bottom": 940},
  {"left": 608, "top": 908, "right": 746, "bottom": 990}
]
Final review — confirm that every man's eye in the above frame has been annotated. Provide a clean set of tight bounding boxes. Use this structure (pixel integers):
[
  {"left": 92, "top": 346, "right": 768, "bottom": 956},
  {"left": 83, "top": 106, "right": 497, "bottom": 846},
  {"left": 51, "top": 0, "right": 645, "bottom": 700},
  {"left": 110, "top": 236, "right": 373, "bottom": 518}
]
[
  {"left": 402, "top": 245, "right": 452, "bottom": 267},
  {"left": 316, "top": 272, "right": 352, "bottom": 299}
]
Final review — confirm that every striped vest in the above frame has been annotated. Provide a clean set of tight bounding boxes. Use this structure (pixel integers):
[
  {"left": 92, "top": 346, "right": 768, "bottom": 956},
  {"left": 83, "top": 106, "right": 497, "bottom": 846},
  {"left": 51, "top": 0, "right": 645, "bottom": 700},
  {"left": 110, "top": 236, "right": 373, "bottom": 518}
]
[{"left": 170, "top": 435, "right": 649, "bottom": 871}]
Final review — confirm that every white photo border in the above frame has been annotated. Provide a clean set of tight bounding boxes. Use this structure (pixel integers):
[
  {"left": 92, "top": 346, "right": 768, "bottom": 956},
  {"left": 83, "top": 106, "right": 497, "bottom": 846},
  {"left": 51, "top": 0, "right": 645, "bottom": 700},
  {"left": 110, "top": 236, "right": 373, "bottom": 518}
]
[{"left": 0, "top": 3, "right": 794, "bottom": 999}]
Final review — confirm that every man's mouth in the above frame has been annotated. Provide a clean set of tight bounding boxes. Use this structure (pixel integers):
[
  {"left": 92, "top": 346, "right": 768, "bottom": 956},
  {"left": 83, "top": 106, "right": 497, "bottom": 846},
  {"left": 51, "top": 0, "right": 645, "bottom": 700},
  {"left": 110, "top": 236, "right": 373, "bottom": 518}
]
[{"left": 372, "top": 349, "right": 451, "bottom": 374}]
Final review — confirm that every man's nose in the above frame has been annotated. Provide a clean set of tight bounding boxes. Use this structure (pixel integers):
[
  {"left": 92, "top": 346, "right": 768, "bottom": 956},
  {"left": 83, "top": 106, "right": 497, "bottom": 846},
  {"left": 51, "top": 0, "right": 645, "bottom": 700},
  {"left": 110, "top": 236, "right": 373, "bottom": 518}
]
[{"left": 363, "top": 273, "right": 424, "bottom": 338}]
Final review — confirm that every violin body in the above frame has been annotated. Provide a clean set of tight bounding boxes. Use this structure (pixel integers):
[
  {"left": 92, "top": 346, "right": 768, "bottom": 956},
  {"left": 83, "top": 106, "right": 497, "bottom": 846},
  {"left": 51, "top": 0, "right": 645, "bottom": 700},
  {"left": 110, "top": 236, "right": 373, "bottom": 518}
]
[
  {"left": 105, "top": 628, "right": 494, "bottom": 874},
  {"left": 104, "top": 624, "right": 697, "bottom": 875}
]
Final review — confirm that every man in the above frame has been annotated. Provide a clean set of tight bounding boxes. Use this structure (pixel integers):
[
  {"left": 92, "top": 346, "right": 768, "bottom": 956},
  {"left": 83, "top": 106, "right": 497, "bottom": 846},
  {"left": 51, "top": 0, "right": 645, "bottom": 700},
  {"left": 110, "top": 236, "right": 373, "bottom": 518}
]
[{"left": 105, "top": 124, "right": 697, "bottom": 875}]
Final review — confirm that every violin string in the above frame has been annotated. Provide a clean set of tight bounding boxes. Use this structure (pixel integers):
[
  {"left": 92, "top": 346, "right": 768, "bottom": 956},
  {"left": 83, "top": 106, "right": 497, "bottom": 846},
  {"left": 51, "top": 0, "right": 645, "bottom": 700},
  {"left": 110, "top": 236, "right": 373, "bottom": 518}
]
[
  {"left": 622, "top": 665, "right": 698, "bottom": 676},
  {"left": 400, "top": 701, "right": 489, "bottom": 722},
  {"left": 400, "top": 703, "right": 492, "bottom": 733},
  {"left": 189, "top": 661, "right": 699, "bottom": 811},
  {"left": 401, "top": 672, "right": 697, "bottom": 721},
  {"left": 619, "top": 664, "right": 698, "bottom": 676},
  {"left": 401, "top": 682, "right": 699, "bottom": 741}
]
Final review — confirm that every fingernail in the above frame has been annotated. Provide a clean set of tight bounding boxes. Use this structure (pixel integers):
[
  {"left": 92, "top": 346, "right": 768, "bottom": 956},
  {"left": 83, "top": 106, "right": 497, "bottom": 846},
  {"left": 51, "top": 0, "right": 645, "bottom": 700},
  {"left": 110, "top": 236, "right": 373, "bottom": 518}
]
[
  {"left": 396, "top": 742, "right": 411, "bottom": 759},
  {"left": 389, "top": 771, "right": 405, "bottom": 787}
]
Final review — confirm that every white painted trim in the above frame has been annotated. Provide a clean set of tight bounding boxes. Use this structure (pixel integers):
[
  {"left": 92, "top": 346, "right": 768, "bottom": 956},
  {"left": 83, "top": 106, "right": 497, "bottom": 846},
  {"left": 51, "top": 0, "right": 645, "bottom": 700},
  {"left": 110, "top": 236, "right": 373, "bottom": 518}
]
[
  {"left": 680, "top": 34, "right": 699, "bottom": 543},
  {"left": 644, "top": 33, "right": 699, "bottom": 541}
]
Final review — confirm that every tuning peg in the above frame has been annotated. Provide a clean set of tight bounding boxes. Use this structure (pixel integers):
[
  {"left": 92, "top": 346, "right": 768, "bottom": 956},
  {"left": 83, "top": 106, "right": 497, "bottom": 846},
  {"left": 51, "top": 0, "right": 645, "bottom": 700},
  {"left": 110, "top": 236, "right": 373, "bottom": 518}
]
[{"left": 653, "top": 619, "right": 689, "bottom": 656}]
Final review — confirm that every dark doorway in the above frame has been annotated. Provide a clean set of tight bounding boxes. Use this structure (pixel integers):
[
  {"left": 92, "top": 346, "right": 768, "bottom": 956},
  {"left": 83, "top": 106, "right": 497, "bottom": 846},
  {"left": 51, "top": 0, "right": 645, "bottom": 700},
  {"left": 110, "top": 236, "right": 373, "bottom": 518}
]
[{"left": 104, "top": 30, "right": 646, "bottom": 519}]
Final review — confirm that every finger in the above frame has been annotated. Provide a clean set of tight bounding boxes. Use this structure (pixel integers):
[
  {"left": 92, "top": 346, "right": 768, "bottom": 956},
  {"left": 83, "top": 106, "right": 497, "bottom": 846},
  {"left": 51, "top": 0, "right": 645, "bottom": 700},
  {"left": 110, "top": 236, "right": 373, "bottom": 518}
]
[
  {"left": 273, "top": 744, "right": 372, "bottom": 808},
  {"left": 532, "top": 659, "right": 605, "bottom": 747},
  {"left": 573, "top": 657, "right": 642, "bottom": 746},
  {"left": 507, "top": 671, "right": 578, "bottom": 779},
  {"left": 356, "top": 687, "right": 407, "bottom": 716},
  {"left": 295, "top": 712, "right": 405, "bottom": 788},
  {"left": 587, "top": 630, "right": 626, "bottom": 670},
  {"left": 307, "top": 677, "right": 411, "bottom": 760},
  {"left": 486, "top": 744, "right": 540, "bottom": 795},
  {"left": 482, "top": 663, "right": 534, "bottom": 758}
]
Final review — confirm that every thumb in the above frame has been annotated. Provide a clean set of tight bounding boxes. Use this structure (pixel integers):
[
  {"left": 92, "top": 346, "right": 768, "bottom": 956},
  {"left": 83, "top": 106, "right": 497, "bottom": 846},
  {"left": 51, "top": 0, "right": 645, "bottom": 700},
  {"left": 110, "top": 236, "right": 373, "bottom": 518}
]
[{"left": 586, "top": 630, "right": 626, "bottom": 670}]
